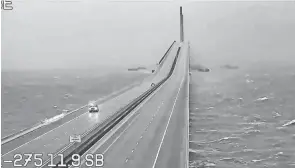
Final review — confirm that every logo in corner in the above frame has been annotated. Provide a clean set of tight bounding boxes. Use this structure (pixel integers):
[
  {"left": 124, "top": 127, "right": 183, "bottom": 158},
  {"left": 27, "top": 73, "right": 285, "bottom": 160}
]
[{"left": 1, "top": 0, "right": 13, "bottom": 10}]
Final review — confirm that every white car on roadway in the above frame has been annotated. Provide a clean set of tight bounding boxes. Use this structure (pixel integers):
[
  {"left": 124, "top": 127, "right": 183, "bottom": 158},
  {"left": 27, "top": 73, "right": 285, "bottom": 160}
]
[{"left": 88, "top": 101, "right": 99, "bottom": 113}]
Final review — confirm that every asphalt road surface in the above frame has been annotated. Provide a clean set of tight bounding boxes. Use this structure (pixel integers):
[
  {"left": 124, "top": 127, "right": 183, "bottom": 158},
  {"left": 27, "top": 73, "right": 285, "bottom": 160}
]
[
  {"left": 1, "top": 43, "right": 180, "bottom": 168},
  {"left": 78, "top": 43, "right": 189, "bottom": 168},
  {"left": 1, "top": 82, "right": 140, "bottom": 152}
]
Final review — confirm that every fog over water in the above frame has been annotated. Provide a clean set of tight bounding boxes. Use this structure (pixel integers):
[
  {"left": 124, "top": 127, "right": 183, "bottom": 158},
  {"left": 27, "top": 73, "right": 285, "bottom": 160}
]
[
  {"left": 187, "top": 1, "right": 295, "bottom": 69},
  {"left": 2, "top": 1, "right": 295, "bottom": 70}
]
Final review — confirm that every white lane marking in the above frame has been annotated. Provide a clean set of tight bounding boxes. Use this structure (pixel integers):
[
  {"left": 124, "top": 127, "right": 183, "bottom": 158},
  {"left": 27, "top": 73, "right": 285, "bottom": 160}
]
[
  {"left": 100, "top": 88, "right": 168, "bottom": 154},
  {"left": 1, "top": 83, "right": 137, "bottom": 145},
  {"left": 152, "top": 75, "right": 185, "bottom": 168},
  {"left": 78, "top": 108, "right": 141, "bottom": 168},
  {"left": 77, "top": 78, "right": 169, "bottom": 167},
  {"left": 2, "top": 113, "right": 87, "bottom": 157},
  {"left": 2, "top": 83, "right": 139, "bottom": 157},
  {"left": 75, "top": 47, "right": 178, "bottom": 168},
  {"left": 102, "top": 103, "right": 164, "bottom": 155},
  {"left": 124, "top": 103, "right": 163, "bottom": 163},
  {"left": 77, "top": 115, "right": 139, "bottom": 168},
  {"left": 102, "top": 114, "right": 140, "bottom": 154}
]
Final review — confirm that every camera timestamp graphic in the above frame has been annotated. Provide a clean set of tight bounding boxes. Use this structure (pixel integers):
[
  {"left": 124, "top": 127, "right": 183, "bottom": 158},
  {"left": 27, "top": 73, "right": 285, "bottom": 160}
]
[
  {"left": 1, "top": 153, "right": 104, "bottom": 167},
  {"left": 1, "top": 0, "right": 13, "bottom": 10}
]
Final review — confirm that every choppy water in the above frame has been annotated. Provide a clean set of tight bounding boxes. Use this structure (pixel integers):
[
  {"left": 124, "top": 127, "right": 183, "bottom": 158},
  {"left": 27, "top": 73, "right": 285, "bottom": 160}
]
[
  {"left": 189, "top": 64, "right": 295, "bottom": 168},
  {"left": 1, "top": 69, "right": 147, "bottom": 137}
]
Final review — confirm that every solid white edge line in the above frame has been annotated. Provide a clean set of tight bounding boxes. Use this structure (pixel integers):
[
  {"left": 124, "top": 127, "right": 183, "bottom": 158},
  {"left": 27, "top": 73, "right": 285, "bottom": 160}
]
[
  {"left": 75, "top": 72, "right": 171, "bottom": 168},
  {"left": 152, "top": 74, "right": 185, "bottom": 168},
  {"left": 2, "top": 43, "right": 177, "bottom": 158},
  {"left": 76, "top": 44, "right": 180, "bottom": 167},
  {"left": 1, "top": 83, "right": 137, "bottom": 145},
  {"left": 1, "top": 82, "right": 140, "bottom": 157},
  {"left": 103, "top": 102, "right": 163, "bottom": 155}
]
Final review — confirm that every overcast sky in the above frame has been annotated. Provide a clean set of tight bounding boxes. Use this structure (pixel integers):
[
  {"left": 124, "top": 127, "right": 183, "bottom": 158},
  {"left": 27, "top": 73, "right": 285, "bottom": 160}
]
[{"left": 2, "top": 0, "right": 295, "bottom": 70}]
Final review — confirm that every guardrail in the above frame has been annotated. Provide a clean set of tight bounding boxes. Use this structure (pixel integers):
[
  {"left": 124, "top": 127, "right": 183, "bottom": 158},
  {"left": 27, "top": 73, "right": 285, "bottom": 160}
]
[
  {"left": 1, "top": 104, "right": 89, "bottom": 145},
  {"left": 1, "top": 41, "right": 176, "bottom": 145},
  {"left": 158, "top": 41, "right": 176, "bottom": 65},
  {"left": 1, "top": 82, "right": 140, "bottom": 145},
  {"left": 40, "top": 46, "right": 182, "bottom": 168}
]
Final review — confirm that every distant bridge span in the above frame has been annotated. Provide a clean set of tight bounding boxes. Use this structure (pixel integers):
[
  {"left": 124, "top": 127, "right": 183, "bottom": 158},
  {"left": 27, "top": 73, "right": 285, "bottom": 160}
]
[{"left": 1, "top": 6, "right": 189, "bottom": 168}]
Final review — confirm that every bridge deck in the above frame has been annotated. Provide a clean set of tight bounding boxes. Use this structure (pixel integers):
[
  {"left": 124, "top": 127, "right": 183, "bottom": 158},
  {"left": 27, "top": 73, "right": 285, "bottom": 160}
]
[
  {"left": 79, "top": 43, "right": 189, "bottom": 168},
  {"left": 1, "top": 42, "right": 180, "bottom": 168}
]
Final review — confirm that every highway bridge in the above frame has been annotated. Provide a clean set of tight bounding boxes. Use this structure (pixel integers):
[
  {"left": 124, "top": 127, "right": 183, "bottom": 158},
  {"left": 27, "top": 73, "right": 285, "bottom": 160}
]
[{"left": 1, "top": 7, "right": 190, "bottom": 168}]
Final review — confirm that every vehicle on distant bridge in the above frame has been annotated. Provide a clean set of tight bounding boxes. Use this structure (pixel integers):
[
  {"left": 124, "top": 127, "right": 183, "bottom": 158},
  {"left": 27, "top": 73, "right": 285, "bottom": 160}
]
[
  {"left": 151, "top": 83, "right": 156, "bottom": 87},
  {"left": 88, "top": 101, "right": 100, "bottom": 113}
]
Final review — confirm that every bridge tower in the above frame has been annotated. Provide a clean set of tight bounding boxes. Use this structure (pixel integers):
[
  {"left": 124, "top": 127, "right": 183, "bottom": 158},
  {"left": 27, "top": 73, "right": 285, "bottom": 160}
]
[{"left": 180, "top": 6, "right": 184, "bottom": 42}]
